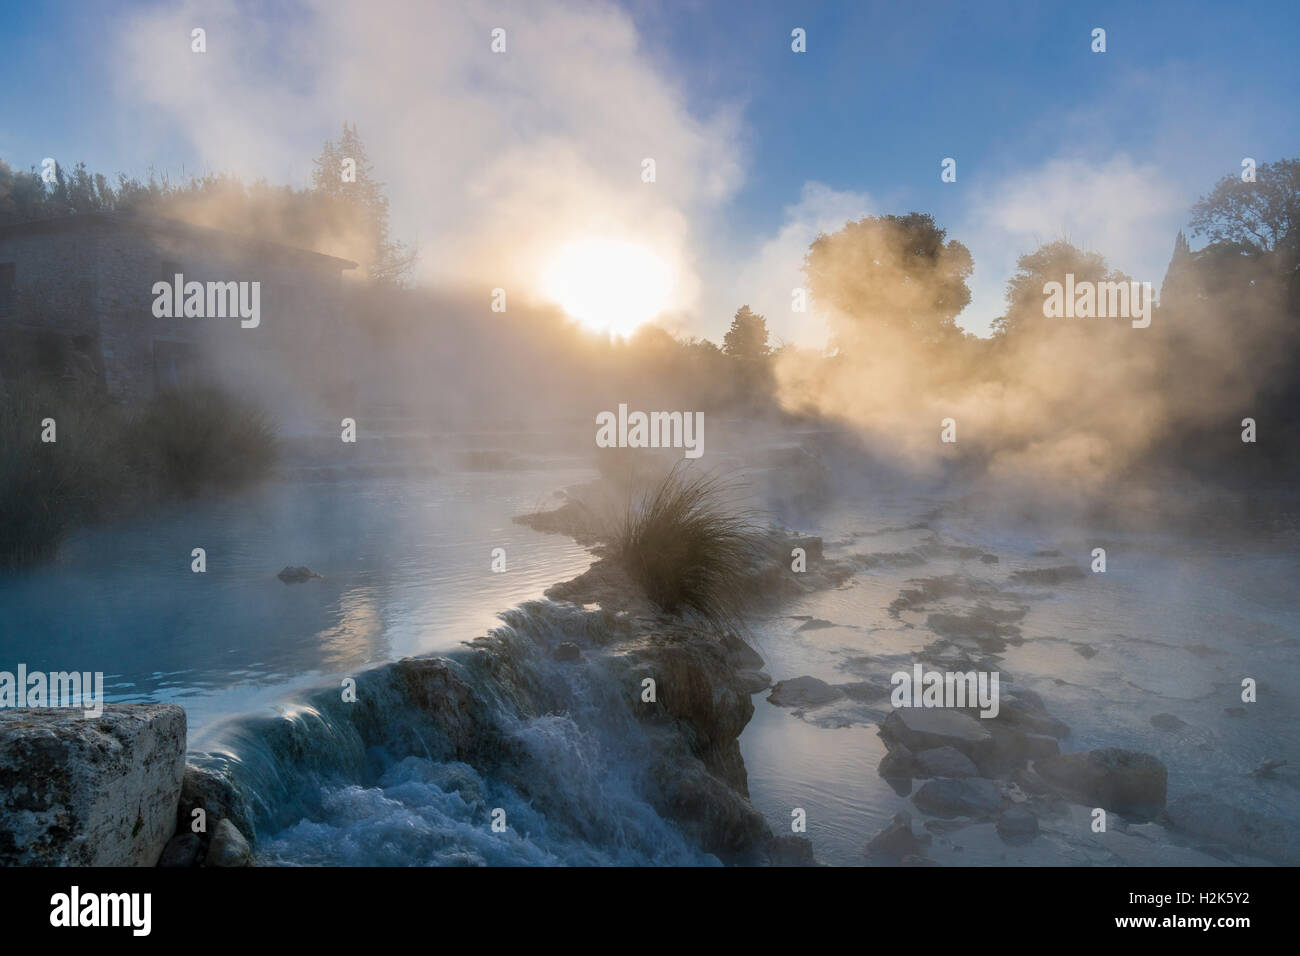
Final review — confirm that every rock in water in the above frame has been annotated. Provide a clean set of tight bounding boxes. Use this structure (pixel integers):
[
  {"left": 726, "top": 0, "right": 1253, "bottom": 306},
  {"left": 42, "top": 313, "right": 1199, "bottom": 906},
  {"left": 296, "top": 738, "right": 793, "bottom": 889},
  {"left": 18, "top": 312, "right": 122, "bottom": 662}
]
[
  {"left": 277, "top": 565, "right": 322, "bottom": 583},
  {"left": 1163, "top": 793, "right": 1300, "bottom": 865},
  {"left": 0, "top": 704, "right": 186, "bottom": 866},
  {"left": 878, "top": 744, "right": 916, "bottom": 780},
  {"left": 996, "top": 807, "right": 1039, "bottom": 840},
  {"left": 913, "top": 778, "right": 1003, "bottom": 818},
  {"left": 1150, "top": 713, "right": 1187, "bottom": 731},
  {"left": 1034, "top": 748, "right": 1167, "bottom": 818},
  {"left": 158, "top": 832, "right": 202, "bottom": 867},
  {"left": 914, "top": 745, "right": 979, "bottom": 779},
  {"left": 766, "top": 675, "right": 842, "bottom": 708},
  {"left": 767, "top": 834, "right": 817, "bottom": 866},
  {"left": 865, "top": 811, "right": 927, "bottom": 859},
  {"left": 880, "top": 708, "right": 994, "bottom": 763},
  {"left": 553, "top": 642, "right": 581, "bottom": 662},
  {"left": 204, "top": 818, "right": 252, "bottom": 867}
]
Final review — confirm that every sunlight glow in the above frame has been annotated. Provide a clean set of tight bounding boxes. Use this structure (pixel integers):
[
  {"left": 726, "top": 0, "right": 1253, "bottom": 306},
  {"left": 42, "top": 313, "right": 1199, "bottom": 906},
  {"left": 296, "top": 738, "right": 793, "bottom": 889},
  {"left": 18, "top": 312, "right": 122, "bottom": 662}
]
[{"left": 542, "top": 238, "right": 675, "bottom": 336}]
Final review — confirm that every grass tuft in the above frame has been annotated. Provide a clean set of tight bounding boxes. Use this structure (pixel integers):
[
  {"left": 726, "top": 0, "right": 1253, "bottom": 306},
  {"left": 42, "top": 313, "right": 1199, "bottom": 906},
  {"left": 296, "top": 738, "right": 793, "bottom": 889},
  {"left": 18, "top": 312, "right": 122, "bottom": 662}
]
[{"left": 614, "top": 464, "right": 764, "bottom": 632}]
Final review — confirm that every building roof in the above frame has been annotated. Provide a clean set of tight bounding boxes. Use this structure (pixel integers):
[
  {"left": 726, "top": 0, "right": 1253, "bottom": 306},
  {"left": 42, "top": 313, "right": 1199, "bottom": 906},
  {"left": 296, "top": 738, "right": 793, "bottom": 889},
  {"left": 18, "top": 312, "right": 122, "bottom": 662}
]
[{"left": 0, "top": 211, "right": 359, "bottom": 270}]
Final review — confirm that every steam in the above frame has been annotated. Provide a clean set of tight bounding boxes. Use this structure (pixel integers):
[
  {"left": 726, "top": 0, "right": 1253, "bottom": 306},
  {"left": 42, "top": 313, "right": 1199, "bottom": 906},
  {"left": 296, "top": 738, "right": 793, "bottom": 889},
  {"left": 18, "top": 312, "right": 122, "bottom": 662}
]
[{"left": 113, "top": 0, "right": 743, "bottom": 317}]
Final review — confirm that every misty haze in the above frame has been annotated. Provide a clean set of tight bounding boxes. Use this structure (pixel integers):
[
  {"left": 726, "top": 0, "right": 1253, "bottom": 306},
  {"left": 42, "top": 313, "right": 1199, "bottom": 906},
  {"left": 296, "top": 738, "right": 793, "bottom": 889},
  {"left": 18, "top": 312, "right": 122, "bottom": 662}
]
[{"left": 0, "top": 0, "right": 1297, "bottom": 896}]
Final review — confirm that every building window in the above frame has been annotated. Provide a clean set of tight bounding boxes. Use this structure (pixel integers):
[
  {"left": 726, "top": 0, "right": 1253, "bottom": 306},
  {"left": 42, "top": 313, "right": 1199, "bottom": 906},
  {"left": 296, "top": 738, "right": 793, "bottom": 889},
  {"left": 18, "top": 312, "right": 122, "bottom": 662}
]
[
  {"left": 160, "top": 259, "right": 182, "bottom": 282},
  {"left": 0, "top": 262, "right": 15, "bottom": 315}
]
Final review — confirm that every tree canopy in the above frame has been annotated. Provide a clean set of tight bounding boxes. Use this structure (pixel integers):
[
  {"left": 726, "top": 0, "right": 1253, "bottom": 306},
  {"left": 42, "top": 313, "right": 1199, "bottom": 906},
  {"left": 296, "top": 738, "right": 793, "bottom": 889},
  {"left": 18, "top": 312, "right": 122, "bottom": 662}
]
[{"left": 803, "top": 212, "right": 973, "bottom": 348}]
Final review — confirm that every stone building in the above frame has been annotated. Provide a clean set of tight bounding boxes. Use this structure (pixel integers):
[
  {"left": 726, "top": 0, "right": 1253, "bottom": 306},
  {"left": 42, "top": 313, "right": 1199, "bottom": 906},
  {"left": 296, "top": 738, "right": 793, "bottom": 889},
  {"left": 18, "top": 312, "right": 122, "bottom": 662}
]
[{"left": 0, "top": 212, "right": 358, "bottom": 407}]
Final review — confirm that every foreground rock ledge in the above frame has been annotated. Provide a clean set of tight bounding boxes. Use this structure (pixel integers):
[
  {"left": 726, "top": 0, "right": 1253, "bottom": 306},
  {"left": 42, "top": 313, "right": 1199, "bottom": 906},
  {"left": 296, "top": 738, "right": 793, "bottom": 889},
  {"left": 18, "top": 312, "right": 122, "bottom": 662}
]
[{"left": 0, "top": 704, "right": 186, "bottom": 866}]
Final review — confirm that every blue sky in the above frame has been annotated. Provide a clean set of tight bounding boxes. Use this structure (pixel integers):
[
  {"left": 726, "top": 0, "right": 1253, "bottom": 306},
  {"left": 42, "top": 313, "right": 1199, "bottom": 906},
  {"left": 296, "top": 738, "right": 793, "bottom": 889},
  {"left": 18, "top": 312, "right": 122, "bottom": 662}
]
[{"left": 2, "top": 0, "right": 1298, "bottom": 339}]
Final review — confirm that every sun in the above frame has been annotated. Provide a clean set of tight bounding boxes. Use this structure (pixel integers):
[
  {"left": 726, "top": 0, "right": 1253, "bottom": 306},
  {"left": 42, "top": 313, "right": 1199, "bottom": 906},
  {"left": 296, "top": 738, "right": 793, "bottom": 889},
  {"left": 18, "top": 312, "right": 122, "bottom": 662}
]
[{"left": 542, "top": 238, "right": 674, "bottom": 336}]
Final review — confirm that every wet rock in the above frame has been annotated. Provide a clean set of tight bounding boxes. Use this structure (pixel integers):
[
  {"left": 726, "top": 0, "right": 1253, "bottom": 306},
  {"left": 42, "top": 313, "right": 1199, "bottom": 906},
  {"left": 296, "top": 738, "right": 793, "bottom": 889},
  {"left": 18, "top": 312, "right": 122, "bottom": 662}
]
[
  {"left": 996, "top": 807, "right": 1039, "bottom": 840},
  {"left": 978, "top": 723, "right": 1031, "bottom": 777},
  {"left": 1009, "top": 566, "right": 1086, "bottom": 585},
  {"left": 0, "top": 704, "right": 186, "bottom": 866},
  {"left": 880, "top": 708, "right": 994, "bottom": 763},
  {"left": 1150, "top": 713, "right": 1187, "bottom": 731},
  {"left": 998, "top": 698, "right": 1070, "bottom": 738},
  {"left": 913, "top": 778, "right": 1003, "bottom": 818},
  {"left": 204, "top": 818, "right": 252, "bottom": 867},
  {"left": 915, "top": 746, "right": 979, "bottom": 779},
  {"left": 720, "top": 632, "right": 765, "bottom": 670},
  {"left": 767, "top": 676, "right": 842, "bottom": 709},
  {"left": 1034, "top": 748, "right": 1167, "bottom": 818},
  {"left": 1024, "top": 734, "right": 1061, "bottom": 759},
  {"left": 394, "top": 657, "right": 495, "bottom": 760},
  {"left": 650, "top": 753, "right": 769, "bottom": 864},
  {"left": 925, "top": 609, "right": 1023, "bottom": 651},
  {"left": 795, "top": 618, "right": 837, "bottom": 632},
  {"left": 179, "top": 764, "right": 253, "bottom": 842},
  {"left": 1163, "top": 793, "right": 1300, "bottom": 865},
  {"left": 878, "top": 744, "right": 916, "bottom": 780},
  {"left": 277, "top": 565, "right": 322, "bottom": 583},
  {"left": 629, "top": 640, "right": 756, "bottom": 791},
  {"left": 735, "top": 670, "right": 772, "bottom": 694},
  {"left": 1073, "top": 645, "right": 1098, "bottom": 659},
  {"left": 553, "top": 642, "right": 581, "bottom": 662},
  {"left": 900, "top": 854, "right": 941, "bottom": 866},
  {"left": 839, "top": 681, "right": 891, "bottom": 703},
  {"left": 767, "top": 834, "right": 817, "bottom": 866},
  {"left": 865, "top": 811, "right": 928, "bottom": 859},
  {"left": 1010, "top": 766, "right": 1053, "bottom": 797},
  {"left": 158, "top": 832, "right": 202, "bottom": 867},
  {"left": 1251, "top": 759, "right": 1286, "bottom": 779}
]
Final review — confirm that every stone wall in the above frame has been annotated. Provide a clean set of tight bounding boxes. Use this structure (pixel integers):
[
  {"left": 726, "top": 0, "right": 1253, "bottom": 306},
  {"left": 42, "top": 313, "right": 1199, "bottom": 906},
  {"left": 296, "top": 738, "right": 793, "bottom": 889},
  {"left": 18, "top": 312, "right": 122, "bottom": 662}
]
[{"left": 0, "top": 219, "right": 354, "bottom": 416}]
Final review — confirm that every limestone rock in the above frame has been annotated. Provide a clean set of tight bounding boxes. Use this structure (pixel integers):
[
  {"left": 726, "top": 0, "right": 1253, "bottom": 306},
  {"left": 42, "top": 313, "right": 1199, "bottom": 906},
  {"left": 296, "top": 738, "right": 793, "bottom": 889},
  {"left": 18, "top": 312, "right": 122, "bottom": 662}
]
[
  {"left": 277, "top": 565, "right": 322, "bottom": 583},
  {"left": 1163, "top": 793, "right": 1300, "bottom": 865},
  {"left": 915, "top": 745, "right": 979, "bottom": 779},
  {"left": 880, "top": 708, "right": 994, "bottom": 763},
  {"left": 158, "top": 832, "right": 202, "bottom": 867},
  {"left": 1034, "top": 748, "right": 1167, "bottom": 818},
  {"left": 0, "top": 704, "right": 186, "bottom": 866},
  {"left": 913, "top": 777, "right": 1003, "bottom": 818},
  {"left": 996, "top": 806, "right": 1039, "bottom": 840},
  {"left": 204, "top": 818, "right": 252, "bottom": 867},
  {"left": 766, "top": 676, "right": 842, "bottom": 709}
]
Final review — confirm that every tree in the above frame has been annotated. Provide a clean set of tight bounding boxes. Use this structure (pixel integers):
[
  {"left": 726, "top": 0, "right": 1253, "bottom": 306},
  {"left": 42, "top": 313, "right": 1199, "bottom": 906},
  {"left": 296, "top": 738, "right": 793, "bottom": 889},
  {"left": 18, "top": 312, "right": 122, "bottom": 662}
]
[
  {"left": 1189, "top": 158, "right": 1300, "bottom": 256},
  {"left": 1158, "top": 231, "right": 1198, "bottom": 314},
  {"left": 722, "top": 305, "right": 770, "bottom": 359},
  {"left": 311, "top": 122, "right": 415, "bottom": 284},
  {"left": 803, "top": 212, "right": 973, "bottom": 347},
  {"left": 1190, "top": 158, "right": 1300, "bottom": 315},
  {"left": 0, "top": 160, "right": 51, "bottom": 225},
  {"left": 993, "top": 239, "right": 1122, "bottom": 337}
]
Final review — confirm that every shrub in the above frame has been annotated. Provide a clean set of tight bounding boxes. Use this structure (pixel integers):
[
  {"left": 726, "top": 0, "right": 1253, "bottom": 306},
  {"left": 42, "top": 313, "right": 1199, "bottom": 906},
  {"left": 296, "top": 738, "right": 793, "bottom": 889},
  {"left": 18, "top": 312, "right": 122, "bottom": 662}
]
[
  {"left": 0, "top": 380, "right": 124, "bottom": 567},
  {"left": 0, "top": 381, "right": 277, "bottom": 567},
  {"left": 125, "top": 386, "right": 277, "bottom": 498},
  {"left": 614, "top": 465, "right": 764, "bottom": 632}
]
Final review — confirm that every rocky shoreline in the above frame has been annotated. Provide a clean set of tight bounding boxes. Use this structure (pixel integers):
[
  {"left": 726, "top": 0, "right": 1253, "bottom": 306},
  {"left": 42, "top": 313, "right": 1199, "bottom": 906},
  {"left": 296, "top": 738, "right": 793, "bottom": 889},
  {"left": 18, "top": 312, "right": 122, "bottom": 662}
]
[{"left": 2, "top": 477, "right": 1294, "bottom": 867}]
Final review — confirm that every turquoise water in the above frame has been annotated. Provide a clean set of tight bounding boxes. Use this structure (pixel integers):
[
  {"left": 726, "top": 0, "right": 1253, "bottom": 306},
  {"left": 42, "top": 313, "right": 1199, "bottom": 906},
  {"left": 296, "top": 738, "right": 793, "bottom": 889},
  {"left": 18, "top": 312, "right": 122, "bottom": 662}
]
[{"left": 0, "top": 438, "right": 596, "bottom": 746}]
